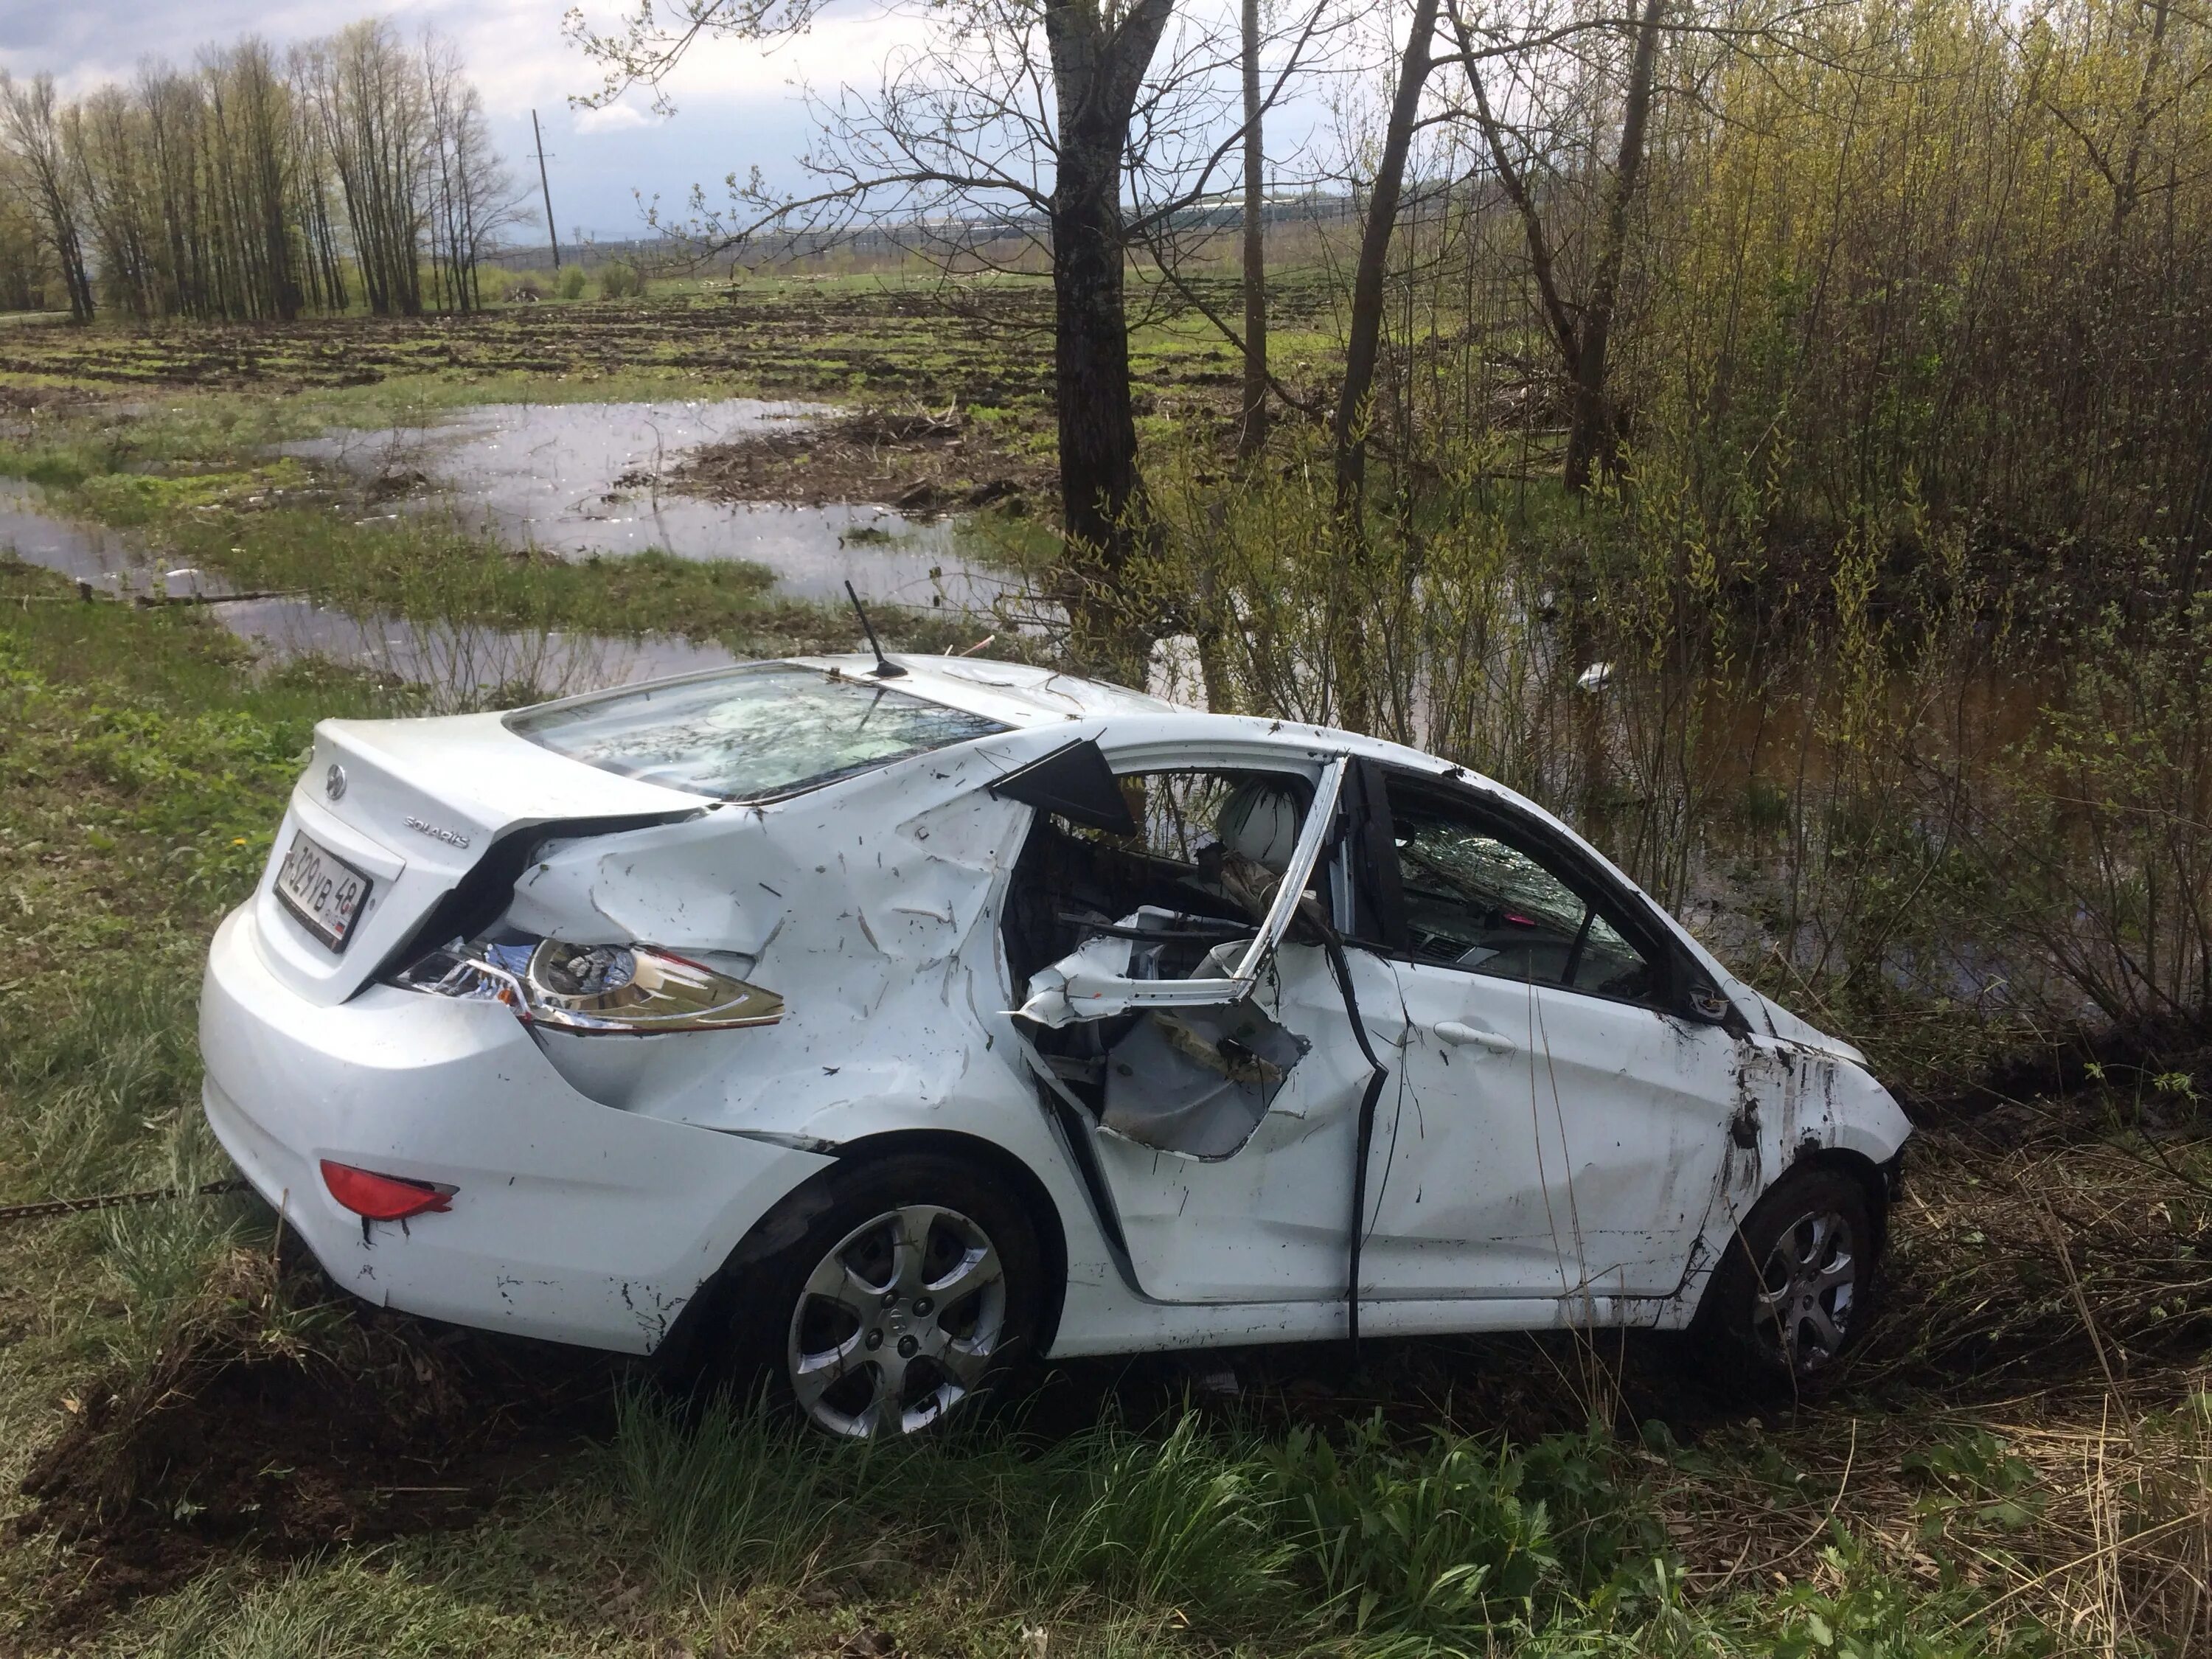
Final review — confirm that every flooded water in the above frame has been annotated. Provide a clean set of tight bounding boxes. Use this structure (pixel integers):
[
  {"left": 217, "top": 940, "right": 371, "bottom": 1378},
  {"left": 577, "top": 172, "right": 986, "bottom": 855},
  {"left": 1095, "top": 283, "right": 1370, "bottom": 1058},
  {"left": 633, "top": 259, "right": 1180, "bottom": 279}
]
[
  {"left": 0, "top": 481, "right": 736, "bottom": 705},
  {"left": 285, "top": 400, "right": 1019, "bottom": 607}
]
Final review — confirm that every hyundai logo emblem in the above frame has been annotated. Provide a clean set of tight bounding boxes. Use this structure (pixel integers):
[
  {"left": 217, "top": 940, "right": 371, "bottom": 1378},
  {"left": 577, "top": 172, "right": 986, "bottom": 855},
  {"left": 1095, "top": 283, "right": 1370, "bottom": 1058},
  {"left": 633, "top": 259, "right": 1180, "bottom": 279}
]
[{"left": 324, "top": 762, "right": 347, "bottom": 801}]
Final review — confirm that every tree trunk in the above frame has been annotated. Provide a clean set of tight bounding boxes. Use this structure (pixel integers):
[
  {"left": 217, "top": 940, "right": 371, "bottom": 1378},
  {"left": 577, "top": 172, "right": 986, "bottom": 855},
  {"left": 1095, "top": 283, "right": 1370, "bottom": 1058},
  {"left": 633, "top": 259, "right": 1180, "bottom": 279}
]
[
  {"left": 1042, "top": 0, "right": 1176, "bottom": 683},
  {"left": 1332, "top": 0, "right": 1439, "bottom": 517},
  {"left": 1562, "top": 0, "right": 1665, "bottom": 494},
  {"left": 1237, "top": 0, "right": 1267, "bottom": 459},
  {"left": 1050, "top": 146, "right": 1150, "bottom": 678}
]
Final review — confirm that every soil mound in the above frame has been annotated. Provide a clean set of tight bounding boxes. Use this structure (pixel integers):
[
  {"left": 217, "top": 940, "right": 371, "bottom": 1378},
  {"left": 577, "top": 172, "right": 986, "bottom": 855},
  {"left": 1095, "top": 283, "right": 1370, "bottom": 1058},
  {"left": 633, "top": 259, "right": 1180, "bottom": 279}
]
[
  {"left": 674, "top": 405, "right": 1048, "bottom": 515},
  {"left": 15, "top": 1246, "right": 615, "bottom": 1623}
]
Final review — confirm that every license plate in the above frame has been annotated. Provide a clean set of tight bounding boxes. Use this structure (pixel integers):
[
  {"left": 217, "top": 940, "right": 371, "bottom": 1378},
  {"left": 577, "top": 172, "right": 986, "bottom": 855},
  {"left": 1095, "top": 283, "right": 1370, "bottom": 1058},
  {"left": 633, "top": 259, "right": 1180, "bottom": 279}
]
[{"left": 274, "top": 830, "right": 373, "bottom": 952}]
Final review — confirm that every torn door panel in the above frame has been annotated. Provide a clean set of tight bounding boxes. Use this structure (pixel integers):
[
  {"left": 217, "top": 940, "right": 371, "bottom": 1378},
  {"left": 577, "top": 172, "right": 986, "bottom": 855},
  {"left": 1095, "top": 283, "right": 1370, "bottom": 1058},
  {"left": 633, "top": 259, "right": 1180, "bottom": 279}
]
[
  {"left": 1101, "top": 998, "right": 1310, "bottom": 1160},
  {"left": 1015, "top": 914, "right": 1253, "bottom": 1026},
  {"left": 1014, "top": 905, "right": 1310, "bottom": 1158}
]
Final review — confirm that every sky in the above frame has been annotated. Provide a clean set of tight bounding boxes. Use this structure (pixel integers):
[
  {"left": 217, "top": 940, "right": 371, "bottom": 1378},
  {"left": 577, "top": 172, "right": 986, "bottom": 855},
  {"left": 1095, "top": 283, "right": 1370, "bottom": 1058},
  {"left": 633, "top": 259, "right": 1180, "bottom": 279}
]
[{"left": 0, "top": 1, "right": 934, "bottom": 243}]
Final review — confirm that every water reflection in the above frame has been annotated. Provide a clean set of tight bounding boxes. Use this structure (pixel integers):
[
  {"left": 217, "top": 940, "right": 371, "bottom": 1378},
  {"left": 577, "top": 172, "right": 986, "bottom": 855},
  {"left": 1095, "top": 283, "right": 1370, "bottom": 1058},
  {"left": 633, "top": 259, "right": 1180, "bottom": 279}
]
[
  {"left": 0, "top": 480, "right": 736, "bottom": 708},
  {"left": 283, "top": 399, "right": 1022, "bottom": 607}
]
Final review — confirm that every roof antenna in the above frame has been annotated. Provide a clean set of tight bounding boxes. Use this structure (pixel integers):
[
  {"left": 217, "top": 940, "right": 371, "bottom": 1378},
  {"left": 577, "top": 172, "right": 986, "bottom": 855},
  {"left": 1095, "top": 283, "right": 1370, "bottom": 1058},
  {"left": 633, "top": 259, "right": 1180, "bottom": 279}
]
[{"left": 844, "top": 580, "right": 906, "bottom": 678}]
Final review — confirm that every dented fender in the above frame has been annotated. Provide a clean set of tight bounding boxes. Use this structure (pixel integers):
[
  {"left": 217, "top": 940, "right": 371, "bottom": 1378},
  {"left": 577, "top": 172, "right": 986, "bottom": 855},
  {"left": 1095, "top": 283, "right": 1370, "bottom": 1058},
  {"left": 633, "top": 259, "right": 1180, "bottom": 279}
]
[{"left": 1682, "top": 1034, "right": 1912, "bottom": 1310}]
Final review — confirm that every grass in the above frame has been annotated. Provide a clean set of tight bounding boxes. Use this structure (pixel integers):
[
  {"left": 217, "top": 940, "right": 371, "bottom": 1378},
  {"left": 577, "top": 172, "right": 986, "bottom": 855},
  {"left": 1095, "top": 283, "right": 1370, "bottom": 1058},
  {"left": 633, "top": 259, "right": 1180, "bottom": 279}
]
[{"left": 0, "top": 296, "right": 2208, "bottom": 1655}]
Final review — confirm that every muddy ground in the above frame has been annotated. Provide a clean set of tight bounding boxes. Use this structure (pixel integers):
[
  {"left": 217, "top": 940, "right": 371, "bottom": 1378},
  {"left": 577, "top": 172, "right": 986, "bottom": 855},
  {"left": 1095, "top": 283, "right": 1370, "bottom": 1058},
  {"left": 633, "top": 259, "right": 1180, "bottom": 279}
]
[
  {"left": 672, "top": 407, "right": 1054, "bottom": 517},
  {"left": 0, "top": 278, "right": 1316, "bottom": 413},
  {"left": 0, "top": 277, "right": 1347, "bottom": 519},
  {"left": 0, "top": 285, "right": 1050, "bottom": 400}
]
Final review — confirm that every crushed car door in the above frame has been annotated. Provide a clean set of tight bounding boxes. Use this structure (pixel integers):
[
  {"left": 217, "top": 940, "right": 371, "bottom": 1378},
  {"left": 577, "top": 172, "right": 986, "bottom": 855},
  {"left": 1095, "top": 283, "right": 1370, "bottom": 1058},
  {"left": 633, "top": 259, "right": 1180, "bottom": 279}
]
[
  {"left": 1356, "top": 766, "right": 1743, "bottom": 1301},
  {"left": 1004, "top": 748, "right": 1397, "bottom": 1304}
]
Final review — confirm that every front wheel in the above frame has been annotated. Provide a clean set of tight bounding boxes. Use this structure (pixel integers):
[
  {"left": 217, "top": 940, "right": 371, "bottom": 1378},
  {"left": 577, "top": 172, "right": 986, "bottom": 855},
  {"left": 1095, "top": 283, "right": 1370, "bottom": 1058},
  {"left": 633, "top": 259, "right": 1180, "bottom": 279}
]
[
  {"left": 725, "top": 1153, "right": 1045, "bottom": 1438},
  {"left": 1692, "top": 1164, "right": 1880, "bottom": 1396}
]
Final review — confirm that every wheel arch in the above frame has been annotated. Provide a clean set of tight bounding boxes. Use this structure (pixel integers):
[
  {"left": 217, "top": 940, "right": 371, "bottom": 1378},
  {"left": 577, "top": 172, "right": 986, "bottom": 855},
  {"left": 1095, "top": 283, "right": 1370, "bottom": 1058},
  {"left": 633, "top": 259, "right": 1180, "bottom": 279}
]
[
  {"left": 653, "top": 1127, "right": 1071, "bottom": 1375},
  {"left": 1783, "top": 1142, "right": 1893, "bottom": 1263},
  {"left": 830, "top": 1129, "right": 1071, "bottom": 1354},
  {"left": 1691, "top": 1144, "right": 1893, "bottom": 1338}
]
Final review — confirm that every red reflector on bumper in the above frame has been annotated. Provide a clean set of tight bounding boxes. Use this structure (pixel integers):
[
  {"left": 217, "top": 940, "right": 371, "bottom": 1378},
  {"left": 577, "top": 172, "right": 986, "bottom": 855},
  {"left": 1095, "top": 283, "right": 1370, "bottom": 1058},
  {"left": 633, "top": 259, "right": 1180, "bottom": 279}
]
[{"left": 320, "top": 1159, "right": 454, "bottom": 1221}]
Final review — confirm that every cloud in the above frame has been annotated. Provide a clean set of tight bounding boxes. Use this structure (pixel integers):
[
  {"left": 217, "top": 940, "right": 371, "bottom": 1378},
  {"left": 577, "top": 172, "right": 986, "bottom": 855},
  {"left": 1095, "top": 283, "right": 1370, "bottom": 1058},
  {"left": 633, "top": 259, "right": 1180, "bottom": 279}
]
[
  {"left": 0, "top": 0, "right": 844, "bottom": 234},
  {"left": 0, "top": 0, "right": 1324, "bottom": 243},
  {"left": 574, "top": 101, "right": 655, "bottom": 134}
]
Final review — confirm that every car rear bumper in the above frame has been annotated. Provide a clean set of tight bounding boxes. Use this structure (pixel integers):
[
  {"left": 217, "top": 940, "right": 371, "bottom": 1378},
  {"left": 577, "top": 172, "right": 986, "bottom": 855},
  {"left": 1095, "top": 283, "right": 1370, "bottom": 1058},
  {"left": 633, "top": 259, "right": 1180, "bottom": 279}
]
[{"left": 199, "top": 905, "right": 835, "bottom": 1354}]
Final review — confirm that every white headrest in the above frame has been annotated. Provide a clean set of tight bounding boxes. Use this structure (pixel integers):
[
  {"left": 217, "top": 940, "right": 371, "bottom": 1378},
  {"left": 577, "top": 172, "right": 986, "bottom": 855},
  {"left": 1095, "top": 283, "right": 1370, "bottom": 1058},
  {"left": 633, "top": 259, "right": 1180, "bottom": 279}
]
[{"left": 1217, "top": 781, "right": 1303, "bottom": 874}]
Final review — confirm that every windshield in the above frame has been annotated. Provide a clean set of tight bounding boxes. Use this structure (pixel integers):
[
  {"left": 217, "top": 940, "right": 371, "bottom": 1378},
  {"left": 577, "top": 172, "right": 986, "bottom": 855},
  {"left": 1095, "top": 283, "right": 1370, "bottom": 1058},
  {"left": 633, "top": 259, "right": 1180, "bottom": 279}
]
[{"left": 506, "top": 664, "right": 1010, "bottom": 801}]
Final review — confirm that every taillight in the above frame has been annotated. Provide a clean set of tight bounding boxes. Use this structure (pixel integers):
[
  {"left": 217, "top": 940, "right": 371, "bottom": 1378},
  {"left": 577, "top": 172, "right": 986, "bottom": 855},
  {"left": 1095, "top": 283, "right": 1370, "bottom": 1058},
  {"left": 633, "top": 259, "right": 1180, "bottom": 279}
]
[
  {"left": 390, "top": 936, "right": 782, "bottom": 1034},
  {"left": 321, "top": 1160, "right": 455, "bottom": 1221}
]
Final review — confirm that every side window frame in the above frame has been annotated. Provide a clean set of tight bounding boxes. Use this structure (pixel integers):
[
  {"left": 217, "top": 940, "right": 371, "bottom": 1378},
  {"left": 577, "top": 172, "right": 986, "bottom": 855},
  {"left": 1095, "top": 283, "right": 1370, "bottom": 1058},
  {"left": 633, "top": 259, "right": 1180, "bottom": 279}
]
[
  {"left": 1011, "top": 754, "right": 1348, "bottom": 1028},
  {"left": 1361, "top": 762, "right": 1699, "bottom": 1017},
  {"left": 1332, "top": 757, "right": 1405, "bottom": 949}
]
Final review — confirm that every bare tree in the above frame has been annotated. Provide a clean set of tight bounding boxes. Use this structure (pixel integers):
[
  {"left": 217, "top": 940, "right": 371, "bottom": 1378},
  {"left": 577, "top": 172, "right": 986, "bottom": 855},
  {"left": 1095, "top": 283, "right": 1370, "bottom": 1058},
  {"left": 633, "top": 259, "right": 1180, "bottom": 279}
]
[
  {"left": 0, "top": 181, "right": 47, "bottom": 310},
  {"left": 69, "top": 86, "right": 160, "bottom": 317},
  {"left": 288, "top": 46, "right": 351, "bottom": 313},
  {"left": 0, "top": 72, "right": 95, "bottom": 320},
  {"left": 1332, "top": 0, "right": 1441, "bottom": 512},
  {"left": 219, "top": 40, "right": 305, "bottom": 321},
  {"left": 568, "top": 0, "right": 1335, "bottom": 672},
  {"left": 424, "top": 35, "right": 524, "bottom": 313},
  {"left": 310, "top": 20, "right": 428, "bottom": 317},
  {"left": 1324, "top": 0, "right": 1832, "bottom": 500},
  {"left": 1451, "top": 0, "right": 1669, "bottom": 491},
  {"left": 1, "top": 25, "right": 509, "bottom": 324}
]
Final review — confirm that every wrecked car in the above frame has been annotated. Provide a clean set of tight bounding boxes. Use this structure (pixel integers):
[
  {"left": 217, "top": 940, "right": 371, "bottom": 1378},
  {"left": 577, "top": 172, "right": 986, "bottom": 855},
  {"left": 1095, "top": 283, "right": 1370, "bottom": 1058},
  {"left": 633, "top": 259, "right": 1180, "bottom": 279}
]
[{"left": 201, "top": 654, "right": 1910, "bottom": 1436}]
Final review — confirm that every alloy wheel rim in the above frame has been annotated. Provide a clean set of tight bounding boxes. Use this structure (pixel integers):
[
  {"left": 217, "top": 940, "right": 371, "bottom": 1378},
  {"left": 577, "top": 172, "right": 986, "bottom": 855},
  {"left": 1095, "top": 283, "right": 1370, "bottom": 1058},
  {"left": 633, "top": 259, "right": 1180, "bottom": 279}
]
[
  {"left": 1753, "top": 1208, "right": 1858, "bottom": 1374},
  {"left": 787, "top": 1203, "right": 1006, "bottom": 1438}
]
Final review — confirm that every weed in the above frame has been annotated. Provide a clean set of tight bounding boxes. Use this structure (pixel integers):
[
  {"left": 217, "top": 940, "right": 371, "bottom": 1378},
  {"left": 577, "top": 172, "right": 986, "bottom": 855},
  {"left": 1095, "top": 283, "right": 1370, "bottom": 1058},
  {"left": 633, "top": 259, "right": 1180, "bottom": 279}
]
[
  {"left": 1267, "top": 1412, "right": 1567, "bottom": 1639},
  {"left": 133, "top": 1556, "right": 496, "bottom": 1659},
  {"left": 609, "top": 1384, "right": 854, "bottom": 1593},
  {"left": 1030, "top": 1411, "right": 1290, "bottom": 1616}
]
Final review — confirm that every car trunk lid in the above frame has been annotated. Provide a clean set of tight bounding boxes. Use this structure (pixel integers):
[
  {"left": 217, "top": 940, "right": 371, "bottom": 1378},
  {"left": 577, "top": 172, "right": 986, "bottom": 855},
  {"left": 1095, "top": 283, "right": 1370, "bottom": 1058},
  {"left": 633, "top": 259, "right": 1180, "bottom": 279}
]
[{"left": 249, "top": 712, "right": 710, "bottom": 1005}]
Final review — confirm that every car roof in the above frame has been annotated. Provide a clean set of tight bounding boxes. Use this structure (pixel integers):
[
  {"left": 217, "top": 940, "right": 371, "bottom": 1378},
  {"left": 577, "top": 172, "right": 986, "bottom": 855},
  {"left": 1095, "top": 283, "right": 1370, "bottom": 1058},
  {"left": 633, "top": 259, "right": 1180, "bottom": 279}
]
[
  {"left": 787, "top": 653, "right": 1468, "bottom": 782},
  {"left": 783, "top": 653, "right": 1187, "bottom": 726}
]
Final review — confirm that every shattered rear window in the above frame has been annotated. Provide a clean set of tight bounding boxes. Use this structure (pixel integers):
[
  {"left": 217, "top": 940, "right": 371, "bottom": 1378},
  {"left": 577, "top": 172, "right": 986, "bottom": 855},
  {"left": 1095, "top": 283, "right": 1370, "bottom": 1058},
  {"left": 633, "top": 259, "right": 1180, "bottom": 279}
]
[{"left": 506, "top": 664, "right": 1009, "bottom": 801}]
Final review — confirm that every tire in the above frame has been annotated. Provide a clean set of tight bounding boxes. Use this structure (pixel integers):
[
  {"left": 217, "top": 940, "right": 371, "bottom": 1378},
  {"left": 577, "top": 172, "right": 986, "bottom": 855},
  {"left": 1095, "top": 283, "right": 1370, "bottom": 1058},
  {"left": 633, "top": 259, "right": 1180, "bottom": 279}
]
[
  {"left": 1692, "top": 1164, "right": 1880, "bottom": 1397},
  {"left": 720, "top": 1152, "right": 1046, "bottom": 1439}
]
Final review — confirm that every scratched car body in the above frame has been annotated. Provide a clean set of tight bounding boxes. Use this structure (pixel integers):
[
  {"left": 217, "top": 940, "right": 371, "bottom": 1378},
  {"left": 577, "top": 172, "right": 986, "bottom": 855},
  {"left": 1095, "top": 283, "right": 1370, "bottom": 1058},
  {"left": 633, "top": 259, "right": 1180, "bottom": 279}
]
[{"left": 201, "top": 654, "right": 1910, "bottom": 1436}]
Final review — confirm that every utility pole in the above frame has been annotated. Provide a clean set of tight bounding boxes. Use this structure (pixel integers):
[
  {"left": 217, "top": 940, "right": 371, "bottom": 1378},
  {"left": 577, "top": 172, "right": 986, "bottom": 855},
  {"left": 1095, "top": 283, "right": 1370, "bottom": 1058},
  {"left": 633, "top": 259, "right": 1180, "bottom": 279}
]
[{"left": 531, "top": 110, "right": 561, "bottom": 270}]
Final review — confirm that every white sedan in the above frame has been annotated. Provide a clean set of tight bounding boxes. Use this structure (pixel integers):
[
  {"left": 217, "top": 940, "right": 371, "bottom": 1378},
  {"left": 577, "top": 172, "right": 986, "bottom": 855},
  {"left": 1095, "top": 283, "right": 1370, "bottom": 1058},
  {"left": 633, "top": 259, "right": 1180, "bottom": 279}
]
[{"left": 201, "top": 654, "right": 1910, "bottom": 1436}]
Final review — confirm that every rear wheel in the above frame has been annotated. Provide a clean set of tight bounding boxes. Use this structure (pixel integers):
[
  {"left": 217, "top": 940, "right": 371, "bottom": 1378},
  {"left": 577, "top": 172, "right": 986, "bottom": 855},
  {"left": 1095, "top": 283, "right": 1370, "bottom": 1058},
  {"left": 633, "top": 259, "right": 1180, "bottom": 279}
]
[
  {"left": 727, "top": 1154, "right": 1044, "bottom": 1438},
  {"left": 1694, "top": 1165, "right": 1879, "bottom": 1395}
]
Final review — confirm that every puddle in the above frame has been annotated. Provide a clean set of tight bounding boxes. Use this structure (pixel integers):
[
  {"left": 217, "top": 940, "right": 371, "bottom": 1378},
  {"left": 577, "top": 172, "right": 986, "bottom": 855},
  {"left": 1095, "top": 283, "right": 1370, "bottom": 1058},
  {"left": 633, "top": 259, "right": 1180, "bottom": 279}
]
[
  {"left": 0, "top": 481, "right": 735, "bottom": 706},
  {"left": 285, "top": 400, "right": 1020, "bottom": 606}
]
